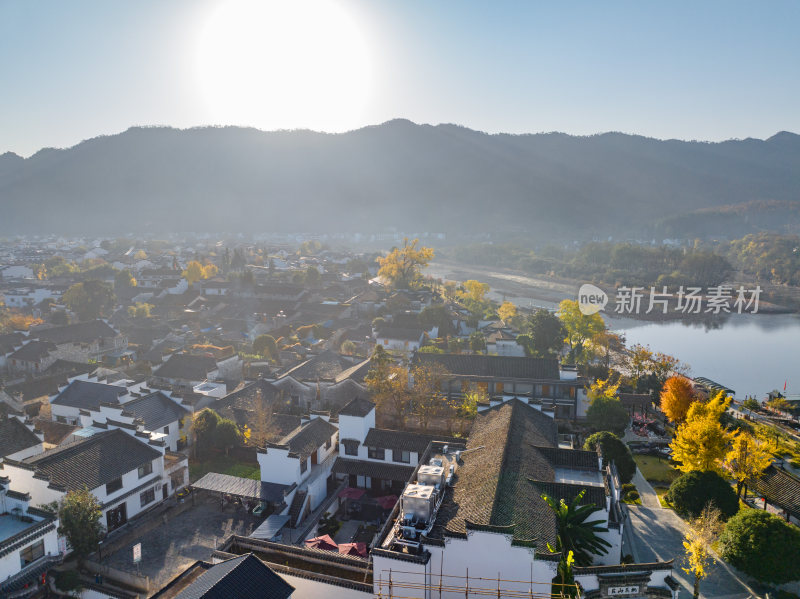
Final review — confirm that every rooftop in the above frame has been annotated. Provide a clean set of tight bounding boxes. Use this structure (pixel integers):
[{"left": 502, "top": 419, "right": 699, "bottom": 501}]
[{"left": 413, "top": 353, "right": 561, "bottom": 380}]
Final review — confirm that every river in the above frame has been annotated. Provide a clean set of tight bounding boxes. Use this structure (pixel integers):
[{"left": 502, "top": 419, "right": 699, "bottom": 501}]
[{"left": 425, "top": 261, "right": 800, "bottom": 399}]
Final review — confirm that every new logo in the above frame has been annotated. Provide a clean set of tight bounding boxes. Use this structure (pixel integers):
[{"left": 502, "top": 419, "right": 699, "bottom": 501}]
[{"left": 578, "top": 284, "right": 608, "bottom": 315}]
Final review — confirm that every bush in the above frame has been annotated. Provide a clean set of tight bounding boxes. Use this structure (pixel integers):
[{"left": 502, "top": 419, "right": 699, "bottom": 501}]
[
  {"left": 720, "top": 509, "right": 800, "bottom": 584},
  {"left": 621, "top": 483, "right": 637, "bottom": 494},
  {"left": 584, "top": 431, "right": 636, "bottom": 484},
  {"left": 585, "top": 397, "right": 630, "bottom": 437},
  {"left": 665, "top": 471, "right": 738, "bottom": 520},
  {"left": 55, "top": 569, "right": 83, "bottom": 592},
  {"left": 625, "top": 490, "right": 640, "bottom": 501}
]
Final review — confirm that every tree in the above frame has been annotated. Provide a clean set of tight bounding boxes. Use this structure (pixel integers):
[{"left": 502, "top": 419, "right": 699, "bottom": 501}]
[
  {"left": 586, "top": 397, "right": 629, "bottom": 436},
  {"left": 340, "top": 340, "right": 357, "bottom": 355},
  {"left": 62, "top": 280, "right": 115, "bottom": 320},
  {"left": 214, "top": 418, "right": 242, "bottom": 453},
  {"left": 720, "top": 509, "right": 800, "bottom": 584},
  {"left": 462, "top": 280, "right": 490, "bottom": 303},
  {"left": 365, "top": 346, "right": 412, "bottom": 427},
  {"left": 457, "top": 389, "right": 485, "bottom": 420},
  {"left": 468, "top": 331, "right": 486, "bottom": 353},
  {"left": 557, "top": 300, "right": 604, "bottom": 364},
  {"left": 670, "top": 393, "right": 732, "bottom": 474},
  {"left": 58, "top": 487, "right": 104, "bottom": 562},
  {"left": 253, "top": 334, "right": 278, "bottom": 360},
  {"left": 203, "top": 263, "right": 219, "bottom": 279},
  {"left": 497, "top": 301, "right": 517, "bottom": 324},
  {"left": 542, "top": 489, "right": 612, "bottom": 566},
  {"left": 305, "top": 266, "right": 321, "bottom": 286},
  {"left": 409, "top": 362, "right": 451, "bottom": 431},
  {"left": 583, "top": 431, "right": 636, "bottom": 484},
  {"left": 742, "top": 398, "right": 760, "bottom": 414},
  {"left": 682, "top": 504, "right": 723, "bottom": 599},
  {"left": 191, "top": 408, "right": 219, "bottom": 458},
  {"left": 666, "top": 471, "right": 739, "bottom": 520},
  {"left": 114, "top": 268, "right": 137, "bottom": 289},
  {"left": 134, "top": 249, "right": 148, "bottom": 260},
  {"left": 722, "top": 431, "right": 773, "bottom": 498},
  {"left": 376, "top": 238, "right": 434, "bottom": 289},
  {"left": 660, "top": 376, "right": 699, "bottom": 423},
  {"left": 525, "top": 309, "right": 566, "bottom": 357},
  {"left": 127, "top": 302, "right": 153, "bottom": 318},
  {"left": 590, "top": 330, "right": 625, "bottom": 372},
  {"left": 767, "top": 397, "right": 791, "bottom": 413},
  {"left": 182, "top": 261, "right": 206, "bottom": 285}
]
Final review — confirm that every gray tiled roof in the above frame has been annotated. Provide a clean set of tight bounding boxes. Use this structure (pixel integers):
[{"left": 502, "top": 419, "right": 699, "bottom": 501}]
[
  {"left": 533, "top": 446, "right": 599, "bottom": 469},
  {"left": 414, "top": 353, "right": 560, "bottom": 380},
  {"left": 51, "top": 379, "right": 128, "bottom": 409},
  {"left": 364, "top": 428, "right": 459, "bottom": 455},
  {"left": 337, "top": 397, "right": 375, "bottom": 418},
  {"left": 0, "top": 332, "right": 25, "bottom": 355},
  {"left": 332, "top": 457, "right": 414, "bottom": 482},
  {"left": 279, "top": 351, "right": 361, "bottom": 382},
  {"left": 0, "top": 417, "right": 41, "bottom": 458},
  {"left": 277, "top": 417, "right": 338, "bottom": 459},
  {"left": 752, "top": 464, "right": 800, "bottom": 518},
  {"left": 8, "top": 341, "right": 56, "bottom": 362},
  {"left": 122, "top": 392, "right": 189, "bottom": 431},
  {"left": 431, "top": 399, "right": 561, "bottom": 548},
  {"left": 154, "top": 353, "right": 217, "bottom": 381},
  {"left": 173, "top": 554, "right": 294, "bottom": 599},
  {"left": 34, "top": 320, "right": 120, "bottom": 345},
  {"left": 22, "top": 428, "right": 161, "bottom": 492}
]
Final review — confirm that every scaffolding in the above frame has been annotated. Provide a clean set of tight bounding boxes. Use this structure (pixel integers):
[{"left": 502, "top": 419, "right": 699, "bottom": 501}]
[{"left": 375, "top": 568, "right": 581, "bottom": 599}]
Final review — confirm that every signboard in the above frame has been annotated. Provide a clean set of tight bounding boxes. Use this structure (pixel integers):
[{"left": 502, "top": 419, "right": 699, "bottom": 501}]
[
  {"left": 607, "top": 587, "right": 639, "bottom": 596},
  {"left": 132, "top": 543, "right": 142, "bottom": 564}
]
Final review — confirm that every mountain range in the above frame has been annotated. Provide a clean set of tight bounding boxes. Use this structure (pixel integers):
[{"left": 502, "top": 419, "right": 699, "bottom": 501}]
[{"left": 1, "top": 120, "right": 798, "bottom": 239}]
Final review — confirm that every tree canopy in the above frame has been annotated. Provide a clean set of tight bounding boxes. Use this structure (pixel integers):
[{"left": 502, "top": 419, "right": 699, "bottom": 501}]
[
  {"left": 62, "top": 280, "right": 115, "bottom": 321},
  {"left": 720, "top": 509, "right": 800, "bottom": 583},
  {"left": 522, "top": 309, "right": 566, "bottom": 358},
  {"left": 722, "top": 431, "right": 773, "bottom": 498},
  {"left": 666, "top": 470, "right": 739, "bottom": 520},
  {"left": 58, "top": 487, "right": 104, "bottom": 561},
  {"left": 376, "top": 238, "right": 434, "bottom": 289},
  {"left": 557, "top": 300, "right": 604, "bottom": 364},
  {"left": 669, "top": 392, "right": 732, "bottom": 474},
  {"left": 660, "top": 376, "right": 699, "bottom": 423},
  {"left": 586, "top": 396, "right": 629, "bottom": 437},
  {"left": 542, "top": 490, "right": 612, "bottom": 566},
  {"left": 583, "top": 431, "right": 636, "bottom": 484}
]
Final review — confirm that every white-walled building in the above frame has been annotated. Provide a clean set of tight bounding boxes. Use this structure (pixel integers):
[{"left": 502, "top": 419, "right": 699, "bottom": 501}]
[
  {"left": 0, "top": 417, "right": 44, "bottom": 462},
  {"left": 0, "top": 484, "right": 61, "bottom": 598},
  {"left": 2, "top": 428, "right": 171, "bottom": 533}
]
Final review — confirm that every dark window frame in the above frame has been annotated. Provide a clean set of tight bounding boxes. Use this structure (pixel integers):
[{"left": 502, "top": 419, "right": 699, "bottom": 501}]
[
  {"left": 393, "top": 449, "right": 411, "bottom": 463},
  {"left": 368, "top": 447, "right": 385, "bottom": 460},
  {"left": 19, "top": 539, "right": 45, "bottom": 568},
  {"left": 138, "top": 461, "right": 153, "bottom": 479},
  {"left": 300, "top": 457, "right": 308, "bottom": 474},
  {"left": 106, "top": 477, "right": 123, "bottom": 495},
  {"left": 140, "top": 487, "right": 156, "bottom": 507}
]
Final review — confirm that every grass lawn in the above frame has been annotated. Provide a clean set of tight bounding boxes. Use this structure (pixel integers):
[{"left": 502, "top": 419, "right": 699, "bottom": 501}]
[
  {"left": 189, "top": 454, "right": 260, "bottom": 482},
  {"left": 634, "top": 455, "right": 680, "bottom": 486},
  {"left": 654, "top": 486, "right": 672, "bottom": 509}
]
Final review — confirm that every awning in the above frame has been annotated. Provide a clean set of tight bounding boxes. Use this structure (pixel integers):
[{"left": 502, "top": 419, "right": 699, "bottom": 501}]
[
  {"left": 192, "top": 472, "right": 291, "bottom": 502},
  {"left": 338, "top": 542, "right": 367, "bottom": 557},
  {"left": 250, "top": 514, "right": 290, "bottom": 541},
  {"left": 338, "top": 487, "right": 366, "bottom": 500},
  {"left": 376, "top": 494, "right": 399, "bottom": 510},
  {"left": 305, "top": 535, "right": 338, "bottom": 551}
]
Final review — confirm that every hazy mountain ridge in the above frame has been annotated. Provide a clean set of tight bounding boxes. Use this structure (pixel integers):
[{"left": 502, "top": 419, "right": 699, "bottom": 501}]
[{"left": 0, "top": 121, "right": 798, "bottom": 237}]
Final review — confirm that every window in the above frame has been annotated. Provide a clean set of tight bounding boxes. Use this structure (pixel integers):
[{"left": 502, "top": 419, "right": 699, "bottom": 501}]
[
  {"left": 393, "top": 449, "right": 411, "bottom": 463},
  {"left": 368, "top": 447, "right": 385, "bottom": 460},
  {"left": 138, "top": 462, "right": 153, "bottom": 479},
  {"left": 325, "top": 437, "right": 331, "bottom": 450},
  {"left": 140, "top": 487, "right": 156, "bottom": 507},
  {"left": 19, "top": 539, "right": 44, "bottom": 568},
  {"left": 163, "top": 426, "right": 170, "bottom": 434},
  {"left": 343, "top": 439, "right": 359, "bottom": 456},
  {"left": 56, "top": 416, "right": 67, "bottom": 424},
  {"left": 106, "top": 477, "right": 123, "bottom": 495},
  {"left": 300, "top": 458, "right": 308, "bottom": 474}
]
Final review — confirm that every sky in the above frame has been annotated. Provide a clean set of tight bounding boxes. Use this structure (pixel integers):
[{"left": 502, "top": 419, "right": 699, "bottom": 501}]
[{"left": 1, "top": 0, "right": 799, "bottom": 156}]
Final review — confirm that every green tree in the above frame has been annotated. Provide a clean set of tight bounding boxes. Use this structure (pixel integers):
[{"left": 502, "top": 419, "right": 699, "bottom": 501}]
[
  {"left": 58, "top": 487, "right": 104, "bottom": 562},
  {"left": 586, "top": 396, "right": 629, "bottom": 436},
  {"left": 542, "top": 489, "right": 612, "bottom": 566},
  {"left": 376, "top": 238, "right": 434, "bottom": 289},
  {"left": 62, "top": 280, "right": 116, "bottom": 320},
  {"left": 468, "top": 331, "right": 486, "bottom": 353},
  {"left": 114, "top": 268, "right": 137, "bottom": 289},
  {"left": 127, "top": 302, "right": 153, "bottom": 318},
  {"left": 253, "top": 334, "right": 278, "bottom": 360},
  {"left": 557, "top": 300, "right": 604, "bottom": 364},
  {"left": 340, "top": 340, "right": 357, "bottom": 355},
  {"left": 666, "top": 471, "right": 739, "bottom": 520},
  {"left": 720, "top": 509, "right": 800, "bottom": 583},
  {"left": 583, "top": 431, "right": 636, "bottom": 484},
  {"left": 305, "top": 266, "right": 321, "bottom": 286},
  {"left": 742, "top": 398, "right": 760, "bottom": 414},
  {"left": 191, "top": 408, "right": 219, "bottom": 458},
  {"left": 214, "top": 418, "right": 242, "bottom": 453},
  {"left": 525, "top": 309, "right": 566, "bottom": 357}
]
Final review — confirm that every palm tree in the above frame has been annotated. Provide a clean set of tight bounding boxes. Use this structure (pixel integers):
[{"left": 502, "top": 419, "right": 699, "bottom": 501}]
[{"left": 542, "top": 490, "right": 612, "bottom": 566}]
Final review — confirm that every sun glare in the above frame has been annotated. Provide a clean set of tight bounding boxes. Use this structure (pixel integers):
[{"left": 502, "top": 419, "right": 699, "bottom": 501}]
[{"left": 195, "top": 0, "right": 372, "bottom": 132}]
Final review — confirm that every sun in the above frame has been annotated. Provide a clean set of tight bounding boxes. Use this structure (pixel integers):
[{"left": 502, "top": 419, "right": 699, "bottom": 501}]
[{"left": 195, "top": 0, "right": 372, "bottom": 132}]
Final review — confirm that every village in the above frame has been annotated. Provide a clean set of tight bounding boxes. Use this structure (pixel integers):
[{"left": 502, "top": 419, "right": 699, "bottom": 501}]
[{"left": 0, "top": 235, "right": 799, "bottom": 599}]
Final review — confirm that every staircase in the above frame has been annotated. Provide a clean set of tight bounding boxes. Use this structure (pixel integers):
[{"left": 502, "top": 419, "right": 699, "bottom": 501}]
[{"left": 287, "top": 490, "right": 308, "bottom": 527}]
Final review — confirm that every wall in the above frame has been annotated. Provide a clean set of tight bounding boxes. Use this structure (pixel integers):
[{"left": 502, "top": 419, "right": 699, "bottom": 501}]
[
  {"left": 258, "top": 447, "right": 300, "bottom": 486},
  {"left": 337, "top": 411, "right": 374, "bottom": 446},
  {"left": 0, "top": 523, "right": 60, "bottom": 583}
]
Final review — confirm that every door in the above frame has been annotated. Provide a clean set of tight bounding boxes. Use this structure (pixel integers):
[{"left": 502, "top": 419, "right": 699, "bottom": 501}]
[
  {"left": 162, "top": 484, "right": 169, "bottom": 500},
  {"left": 106, "top": 504, "right": 127, "bottom": 531}
]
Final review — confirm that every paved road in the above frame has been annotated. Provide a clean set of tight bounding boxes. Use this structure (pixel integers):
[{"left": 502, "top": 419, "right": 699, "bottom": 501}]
[{"left": 625, "top": 469, "right": 764, "bottom": 599}]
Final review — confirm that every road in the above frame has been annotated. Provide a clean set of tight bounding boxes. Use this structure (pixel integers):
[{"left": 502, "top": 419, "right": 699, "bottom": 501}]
[{"left": 624, "top": 469, "right": 764, "bottom": 599}]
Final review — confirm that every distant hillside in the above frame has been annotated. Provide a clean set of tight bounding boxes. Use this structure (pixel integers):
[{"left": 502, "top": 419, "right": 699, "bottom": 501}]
[{"left": 0, "top": 121, "right": 798, "bottom": 238}]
